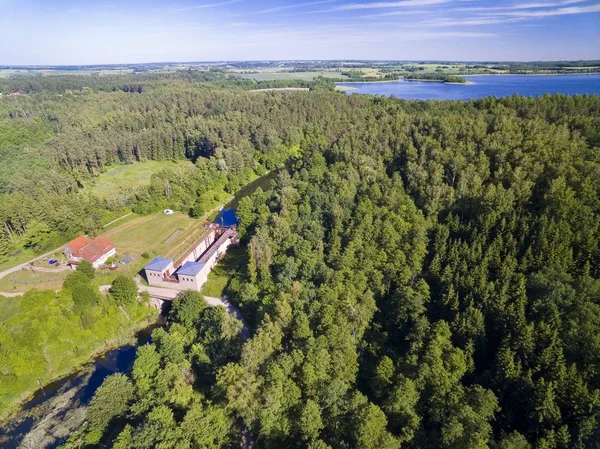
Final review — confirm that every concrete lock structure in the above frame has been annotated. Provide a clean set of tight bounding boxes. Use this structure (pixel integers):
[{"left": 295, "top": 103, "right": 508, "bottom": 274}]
[{"left": 144, "top": 209, "right": 238, "bottom": 292}]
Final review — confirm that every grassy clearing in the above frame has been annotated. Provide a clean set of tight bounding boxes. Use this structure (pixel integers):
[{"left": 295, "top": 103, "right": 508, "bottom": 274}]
[
  {"left": 202, "top": 245, "right": 247, "bottom": 298},
  {"left": 0, "top": 269, "right": 69, "bottom": 293},
  {"left": 96, "top": 211, "right": 201, "bottom": 285},
  {"left": 83, "top": 160, "right": 193, "bottom": 200},
  {"left": 0, "top": 248, "right": 38, "bottom": 272},
  {"left": 0, "top": 296, "right": 22, "bottom": 322}
]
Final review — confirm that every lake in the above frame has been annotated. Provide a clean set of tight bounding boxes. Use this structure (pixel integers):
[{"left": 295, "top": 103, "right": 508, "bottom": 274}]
[{"left": 338, "top": 74, "right": 600, "bottom": 100}]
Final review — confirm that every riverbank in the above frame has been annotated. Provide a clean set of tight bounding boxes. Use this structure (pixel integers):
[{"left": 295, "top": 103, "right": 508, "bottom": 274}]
[
  {"left": 0, "top": 290, "right": 249, "bottom": 449},
  {"left": 0, "top": 313, "right": 158, "bottom": 426},
  {"left": 0, "top": 319, "right": 158, "bottom": 448},
  {"left": 335, "top": 74, "right": 600, "bottom": 100},
  {"left": 405, "top": 78, "right": 473, "bottom": 85},
  {"left": 337, "top": 79, "right": 401, "bottom": 84}
]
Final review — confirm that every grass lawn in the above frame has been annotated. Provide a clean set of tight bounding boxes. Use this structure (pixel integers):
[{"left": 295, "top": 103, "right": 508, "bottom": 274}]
[
  {"left": 0, "top": 296, "right": 22, "bottom": 322},
  {"left": 0, "top": 248, "right": 39, "bottom": 272},
  {"left": 95, "top": 211, "right": 203, "bottom": 285},
  {"left": 83, "top": 160, "right": 193, "bottom": 200},
  {"left": 202, "top": 244, "right": 247, "bottom": 298},
  {"left": 0, "top": 269, "right": 69, "bottom": 293}
]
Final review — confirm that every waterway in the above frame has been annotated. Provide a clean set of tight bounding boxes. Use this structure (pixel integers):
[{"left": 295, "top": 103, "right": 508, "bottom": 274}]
[
  {"left": 0, "top": 325, "right": 156, "bottom": 449},
  {"left": 223, "top": 169, "right": 280, "bottom": 212},
  {"left": 338, "top": 74, "right": 600, "bottom": 100}
]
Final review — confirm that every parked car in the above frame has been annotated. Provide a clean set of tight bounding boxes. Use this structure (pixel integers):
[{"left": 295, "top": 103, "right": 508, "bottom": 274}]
[{"left": 163, "top": 209, "right": 174, "bottom": 215}]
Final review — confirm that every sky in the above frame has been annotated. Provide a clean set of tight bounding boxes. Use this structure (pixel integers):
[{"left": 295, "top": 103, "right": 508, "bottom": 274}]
[{"left": 0, "top": 0, "right": 598, "bottom": 64}]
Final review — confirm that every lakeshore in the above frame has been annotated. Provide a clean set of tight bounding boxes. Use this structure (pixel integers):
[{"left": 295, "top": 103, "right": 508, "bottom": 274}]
[{"left": 337, "top": 74, "right": 600, "bottom": 100}]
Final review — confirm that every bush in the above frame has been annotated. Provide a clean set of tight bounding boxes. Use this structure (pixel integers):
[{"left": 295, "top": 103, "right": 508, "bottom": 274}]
[
  {"left": 76, "top": 260, "right": 96, "bottom": 279},
  {"left": 110, "top": 275, "right": 139, "bottom": 305}
]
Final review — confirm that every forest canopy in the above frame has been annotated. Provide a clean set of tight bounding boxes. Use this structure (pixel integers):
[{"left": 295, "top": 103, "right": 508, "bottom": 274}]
[{"left": 1, "top": 74, "right": 600, "bottom": 448}]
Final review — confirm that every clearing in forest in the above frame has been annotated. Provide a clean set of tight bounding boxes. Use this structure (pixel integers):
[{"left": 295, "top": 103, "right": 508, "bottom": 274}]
[{"left": 83, "top": 160, "right": 193, "bottom": 200}]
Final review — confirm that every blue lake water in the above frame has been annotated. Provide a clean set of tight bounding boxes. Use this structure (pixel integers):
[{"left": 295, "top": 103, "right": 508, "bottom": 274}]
[{"left": 338, "top": 75, "right": 600, "bottom": 100}]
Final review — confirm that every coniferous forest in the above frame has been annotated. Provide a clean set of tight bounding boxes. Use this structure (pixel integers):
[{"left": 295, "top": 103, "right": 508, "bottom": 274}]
[{"left": 1, "top": 74, "right": 600, "bottom": 448}]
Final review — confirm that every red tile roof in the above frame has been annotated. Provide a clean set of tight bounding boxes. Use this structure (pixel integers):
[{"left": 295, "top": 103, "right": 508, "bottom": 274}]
[
  {"left": 66, "top": 235, "right": 91, "bottom": 257},
  {"left": 80, "top": 237, "right": 115, "bottom": 263},
  {"left": 66, "top": 235, "right": 115, "bottom": 263}
]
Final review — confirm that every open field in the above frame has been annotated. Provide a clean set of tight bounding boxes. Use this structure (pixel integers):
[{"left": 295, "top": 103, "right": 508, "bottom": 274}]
[
  {"left": 0, "top": 69, "right": 136, "bottom": 78},
  {"left": 0, "top": 269, "right": 69, "bottom": 293},
  {"left": 0, "top": 212, "right": 204, "bottom": 292},
  {"left": 103, "top": 212, "right": 197, "bottom": 257},
  {"left": 237, "top": 71, "right": 347, "bottom": 81},
  {"left": 96, "top": 211, "right": 202, "bottom": 284},
  {"left": 83, "top": 160, "right": 193, "bottom": 199},
  {"left": 248, "top": 87, "right": 309, "bottom": 92},
  {"left": 0, "top": 296, "right": 22, "bottom": 322}
]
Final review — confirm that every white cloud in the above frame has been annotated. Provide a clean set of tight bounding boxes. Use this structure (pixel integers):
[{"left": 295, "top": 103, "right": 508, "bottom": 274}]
[{"left": 419, "top": 17, "right": 524, "bottom": 27}]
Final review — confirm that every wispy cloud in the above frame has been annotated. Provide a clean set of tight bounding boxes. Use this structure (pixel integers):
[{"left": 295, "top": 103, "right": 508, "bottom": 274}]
[
  {"left": 331, "top": 0, "right": 452, "bottom": 10},
  {"left": 488, "top": 3, "right": 600, "bottom": 17},
  {"left": 359, "top": 9, "right": 432, "bottom": 18},
  {"left": 282, "top": 0, "right": 454, "bottom": 16},
  {"left": 457, "top": 0, "right": 589, "bottom": 12},
  {"left": 256, "top": 0, "right": 339, "bottom": 14},
  {"left": 236, "top": 25, "right": 494, "bottom": 45},
  {"left": 403, "top": 2, "right": 600, "bottom": 29},
  {"left": 418, "top": 16, "right": 525, "bottom": 27},
  {"left": 173, "top": 0, "right": 243, "bottom": 12}
]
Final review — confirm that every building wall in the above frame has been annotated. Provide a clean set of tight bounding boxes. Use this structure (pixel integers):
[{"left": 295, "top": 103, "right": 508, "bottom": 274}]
[
  {"left": 192, "top": 236, "right": 234, "bottom": 290},
  {"left": 146, "top": 260, "right": 175, "bottom": 287},
  {"left": 146, "top": 230, "right": 237, "bottom": 292},
  {"left": 178, "top": 274, "right": 203, "bottom": 291},
  {"left": 179, "top": 230, "right": 217, "bottom": 266},
  {"left": 92, "top": 247, "right": 117, "bottom": 268}
]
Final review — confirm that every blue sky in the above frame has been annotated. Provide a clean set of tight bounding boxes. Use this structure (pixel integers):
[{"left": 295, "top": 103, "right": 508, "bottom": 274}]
[{"left": 0, "top": 0, "right": 598, "bottom": 64}]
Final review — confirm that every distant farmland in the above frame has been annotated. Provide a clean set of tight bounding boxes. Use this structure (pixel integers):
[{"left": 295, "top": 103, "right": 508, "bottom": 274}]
[{"left": 236, "top": 71, "right": 348, "bottom": 81}]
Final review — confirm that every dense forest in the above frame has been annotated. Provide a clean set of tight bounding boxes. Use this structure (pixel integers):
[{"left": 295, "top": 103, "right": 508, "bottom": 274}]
[{"left": 1, "top": 74, "right": 600, "bottom": 448}]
